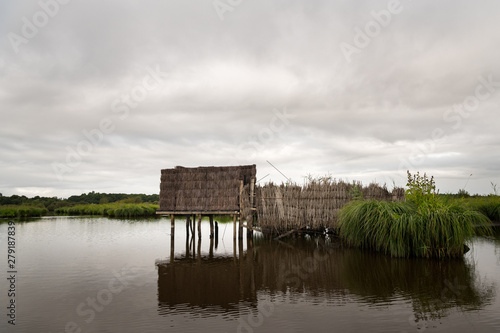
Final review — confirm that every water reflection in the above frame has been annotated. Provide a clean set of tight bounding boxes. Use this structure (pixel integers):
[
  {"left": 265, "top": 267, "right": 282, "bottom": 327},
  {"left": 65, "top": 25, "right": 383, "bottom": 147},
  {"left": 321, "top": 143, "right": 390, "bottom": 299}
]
[{"left": 156, "top": 234, "right": 495, "bottom": 321}]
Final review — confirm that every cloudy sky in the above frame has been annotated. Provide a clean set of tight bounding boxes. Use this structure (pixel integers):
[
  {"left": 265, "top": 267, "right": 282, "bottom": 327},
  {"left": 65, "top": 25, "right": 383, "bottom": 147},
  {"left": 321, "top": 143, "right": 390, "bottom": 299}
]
[{"left": 1, "top": 0, "right": 499, "bottom": 198}]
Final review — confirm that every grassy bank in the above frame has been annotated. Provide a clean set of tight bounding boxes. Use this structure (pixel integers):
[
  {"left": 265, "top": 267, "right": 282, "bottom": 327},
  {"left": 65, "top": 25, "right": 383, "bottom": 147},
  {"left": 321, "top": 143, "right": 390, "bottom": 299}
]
[
  {"left": 55, "top": 203, "right": 159, "bottom": 218},
  {"left": 464, "top": 196, "right": 500, "bottom": 222},
  {"left": 0, "top": 205, "right": 48, "bottom": 218},
  {"left": 338, "top": 172, "right": 493, "bottom": 258}
]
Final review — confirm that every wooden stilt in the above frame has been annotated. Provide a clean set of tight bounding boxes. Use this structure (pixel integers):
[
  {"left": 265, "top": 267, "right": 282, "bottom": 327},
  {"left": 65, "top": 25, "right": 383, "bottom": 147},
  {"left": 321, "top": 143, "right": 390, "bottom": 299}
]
[
  {"left": 239, "top": 180, "right": 244, "bottom": 239},
  {"left": 197, "top": 214, "right": 202, "bottom": 239},
  {"left": 185, "top": 225, "right": 190, "bottom": 259},
  {"left": 238, "top": 214, "right": 243, "bottom": 239},
  {"left": 233, "top": 214, "right": 237, "bottom": 239},
  {"left": 170, "top": 215, "right": 175, "bottom": 264},
  {"left": 248, "top": 236, "right": 255, "bottom": 295},
  {"left": 233, "top": 233, "right": 237, "bottom": 263},
  {"left": 214, "top": 221, "right": 219, "bottom": 250},
  {"left": 209, "top": 215, "right": 214, "bottom": 239},
  {"left": 170, "top": 215, "right": 175, "bottom": 239},
  {"left": 209, "top": 235, "right": 214, "bottom": 259},
  {"left": 192, "top": 226, "right": 196, "bottom": 257},
  {"left": 197, "top": 231, "right": 201, "bottom": 263},
  {"left": 238, "top": 236, "right": 244, "bottom": 297},
  {"left": 248, "top": 178, "right": 255, "bottom": 239}
]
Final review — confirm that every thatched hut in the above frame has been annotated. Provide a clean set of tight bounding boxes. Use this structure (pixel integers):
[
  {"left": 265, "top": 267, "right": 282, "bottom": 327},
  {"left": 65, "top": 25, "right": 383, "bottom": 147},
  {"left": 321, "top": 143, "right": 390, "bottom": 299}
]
[{"left": 158, "top": 164, "right": 256, "bottom": 214}]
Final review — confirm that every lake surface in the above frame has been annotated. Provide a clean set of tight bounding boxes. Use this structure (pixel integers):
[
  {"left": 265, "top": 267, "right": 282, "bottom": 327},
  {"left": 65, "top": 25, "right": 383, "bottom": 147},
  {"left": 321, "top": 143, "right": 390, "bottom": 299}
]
[{"left": 1, "top": 216, "right": 499, "bottom": 333}]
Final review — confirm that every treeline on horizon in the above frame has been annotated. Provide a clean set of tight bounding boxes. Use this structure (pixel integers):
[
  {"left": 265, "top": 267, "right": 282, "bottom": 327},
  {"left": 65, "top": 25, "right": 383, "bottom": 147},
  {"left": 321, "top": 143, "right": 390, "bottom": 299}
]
[{"left": 0, "top": 191, "right": 159, "bottom": 212}]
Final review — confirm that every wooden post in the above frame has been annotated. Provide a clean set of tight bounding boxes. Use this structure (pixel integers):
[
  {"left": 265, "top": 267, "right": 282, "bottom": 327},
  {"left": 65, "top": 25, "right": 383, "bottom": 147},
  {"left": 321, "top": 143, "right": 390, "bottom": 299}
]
[
  {"left": 170, "top": 215, "right": 175, "bottom": 264},
  {"left": 233, "top": 214, "right": 237, "bottom": 239},
  {"left": 197, "top": 232, "right": 202, "bottom": 263},
  {"left": 170, "top": 214, "right": 175, "bottom": 238},
  {"left": 185, "top": 226, "right": 190, "bottom": 259},
  {"left": 214, "top": 221, "right": 219, "bottom": 250},
  {"left": 185, "top": 216, "right": 190, "bottom": 239},
  {"left": 233, "top": 231, "right": 237, "bottom": 263},
  {"left": 238, "top": 236, "right": 244, "bottom": 297},
  {"left": 197, "top": 214, "right": 202, "bottom": 239},
  {"left": 209, "top": 215, "right": 214, "bottom": 239},
  {"left": 209, "top": 234, "right": 214, "bottom": 259},
  {"left": 248, "top": 178, "right": 255, "bottom": 238},
  {"left": 239, "top": 180, "right": 244, "bottom": 239},
  {"left": 238, "top": 215, "right": 243, "bottom": 239},
  {"left": 190, "top": 215, "right": 194, "bottom": 235},
  {"left": 248, "top": 236, "right": 255, "bottom": 295}
]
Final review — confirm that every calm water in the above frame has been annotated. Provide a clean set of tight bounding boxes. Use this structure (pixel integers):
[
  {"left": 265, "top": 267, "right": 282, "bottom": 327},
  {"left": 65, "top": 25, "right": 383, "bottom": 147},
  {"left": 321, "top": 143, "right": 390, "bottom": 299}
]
[{"left": 1, "top": 216, "right": 499, "bottom": 333}]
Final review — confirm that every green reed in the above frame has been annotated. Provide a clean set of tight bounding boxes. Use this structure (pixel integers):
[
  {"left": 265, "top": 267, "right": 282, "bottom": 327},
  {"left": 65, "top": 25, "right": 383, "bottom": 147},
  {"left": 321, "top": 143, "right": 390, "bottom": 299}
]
[
  {"left": 338, "top": 172, "right": 493, "bottom": 258},
  {"left": 0, "top": 205, "right": 48, "bottom": 218},
  {"left": 55, "top": 203, "right": 159, "bottom": 218}
]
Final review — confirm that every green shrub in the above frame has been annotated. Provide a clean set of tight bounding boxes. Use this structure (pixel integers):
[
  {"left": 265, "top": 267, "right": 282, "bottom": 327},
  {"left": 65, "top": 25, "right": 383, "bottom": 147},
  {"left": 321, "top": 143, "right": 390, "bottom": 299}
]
[{"left": 338, "top": 172, "right": 493, "bottom": 258}]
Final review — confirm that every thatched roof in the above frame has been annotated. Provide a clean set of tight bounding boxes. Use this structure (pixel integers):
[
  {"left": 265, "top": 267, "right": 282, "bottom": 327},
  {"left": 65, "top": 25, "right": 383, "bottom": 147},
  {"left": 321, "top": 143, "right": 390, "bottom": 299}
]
[{"left": 159, "top": 164, "right": 256, "bottom": 212}]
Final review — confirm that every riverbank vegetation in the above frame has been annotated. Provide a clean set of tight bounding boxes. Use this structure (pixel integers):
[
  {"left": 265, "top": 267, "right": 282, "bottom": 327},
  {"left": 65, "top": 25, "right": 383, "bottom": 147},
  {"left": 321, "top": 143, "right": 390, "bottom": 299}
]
[
  {"left": 338, "top": 172, "right": 494, "bottom": 258},
  {"left": 0, "top": 205, "right": 48, "bottom": 218},
  {"left": 0, "top": 191, "right": 159, "bottom": 212},
  {"left": 54, "top": 202, "right": 159, "bottom": 218},
  {"left": 0, "top": 192, "right": 159, "bottom": 218}
]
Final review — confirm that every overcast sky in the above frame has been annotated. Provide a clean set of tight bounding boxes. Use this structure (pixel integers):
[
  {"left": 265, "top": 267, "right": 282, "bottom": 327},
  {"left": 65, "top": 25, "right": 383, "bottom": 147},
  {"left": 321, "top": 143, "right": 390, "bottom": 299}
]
[{"left": 1, "top": 0, "right": 499, "bottom": 198}]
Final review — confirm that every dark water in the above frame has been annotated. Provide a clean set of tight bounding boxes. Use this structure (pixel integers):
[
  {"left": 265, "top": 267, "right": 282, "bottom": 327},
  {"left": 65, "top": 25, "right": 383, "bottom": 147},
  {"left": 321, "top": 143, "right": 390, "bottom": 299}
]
[{"left": 1, "top": 217, "right": 499, "bottom": 333}]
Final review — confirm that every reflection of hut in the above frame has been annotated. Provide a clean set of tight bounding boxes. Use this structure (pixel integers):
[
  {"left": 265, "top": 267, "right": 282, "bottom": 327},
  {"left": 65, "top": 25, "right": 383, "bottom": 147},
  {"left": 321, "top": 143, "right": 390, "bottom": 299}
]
[
  {"left": 157, "top": 257, "right": 257, "bottom": 313},
  {"left": 155, "top": 236, "right": 493, "bottom": 321}
]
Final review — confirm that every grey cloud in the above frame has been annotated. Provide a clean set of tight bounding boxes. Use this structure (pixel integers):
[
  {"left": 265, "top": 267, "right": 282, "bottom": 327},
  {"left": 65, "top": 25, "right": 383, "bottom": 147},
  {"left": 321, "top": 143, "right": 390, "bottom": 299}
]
[{"left": 0, "top": 0, "right": 499, "bottom": 197}]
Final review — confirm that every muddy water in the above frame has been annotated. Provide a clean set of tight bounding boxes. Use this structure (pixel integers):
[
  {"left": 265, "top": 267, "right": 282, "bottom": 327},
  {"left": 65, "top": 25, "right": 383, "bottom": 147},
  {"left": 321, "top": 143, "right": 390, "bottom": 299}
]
[{"left": 1, "top": 217, "right": 499, "bottom": 332}]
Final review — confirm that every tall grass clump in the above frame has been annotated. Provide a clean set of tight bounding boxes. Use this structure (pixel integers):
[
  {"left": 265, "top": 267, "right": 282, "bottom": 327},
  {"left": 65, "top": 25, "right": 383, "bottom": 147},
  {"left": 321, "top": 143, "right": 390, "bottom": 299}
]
[{"left": 338, "top": 171, "right": 492, "bottom": 258}]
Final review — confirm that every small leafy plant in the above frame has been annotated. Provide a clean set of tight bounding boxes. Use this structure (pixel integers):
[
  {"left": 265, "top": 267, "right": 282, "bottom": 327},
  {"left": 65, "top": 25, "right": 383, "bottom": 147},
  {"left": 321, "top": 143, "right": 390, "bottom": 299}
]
[{"left": 405, "top": 171, "right": 436, "bottom": 206}]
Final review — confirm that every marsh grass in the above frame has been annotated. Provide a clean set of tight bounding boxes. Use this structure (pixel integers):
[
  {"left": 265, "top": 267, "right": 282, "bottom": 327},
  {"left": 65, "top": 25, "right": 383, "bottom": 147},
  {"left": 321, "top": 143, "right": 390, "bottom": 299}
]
[
  {"left": 0, "top": 205, "right": 48, "bottom": 218},
  {"left": 465, "top": 196, "right": 500, "bottom": 222},
  {"left": 338, "top": 172, "right": 493, "bottom": 258},
  {"left": 55, "top": 203, "right": 159, "bottom": 218},
  {"left": 338, "top": 200, "right": 491, "bottom": 258}
]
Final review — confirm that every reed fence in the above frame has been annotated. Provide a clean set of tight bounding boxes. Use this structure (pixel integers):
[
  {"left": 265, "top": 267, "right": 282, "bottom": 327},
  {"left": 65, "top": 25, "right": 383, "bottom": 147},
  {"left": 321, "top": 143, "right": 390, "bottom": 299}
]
[{"left": 252, "top": 179, "right": 405, "bottom": 232}]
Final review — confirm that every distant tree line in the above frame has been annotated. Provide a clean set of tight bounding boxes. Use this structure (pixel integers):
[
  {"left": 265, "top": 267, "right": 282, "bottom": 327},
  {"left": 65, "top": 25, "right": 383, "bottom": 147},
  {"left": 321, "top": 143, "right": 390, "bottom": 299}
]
[{"left": 0, "top": 191, "right": 159, "bottom": 212}]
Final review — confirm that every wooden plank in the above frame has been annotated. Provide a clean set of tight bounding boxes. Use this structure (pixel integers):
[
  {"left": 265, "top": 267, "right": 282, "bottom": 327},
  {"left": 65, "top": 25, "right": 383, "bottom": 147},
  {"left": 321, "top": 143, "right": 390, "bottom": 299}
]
[{"left": 274, "top": 228, "right": 299, "bottom": 240}]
